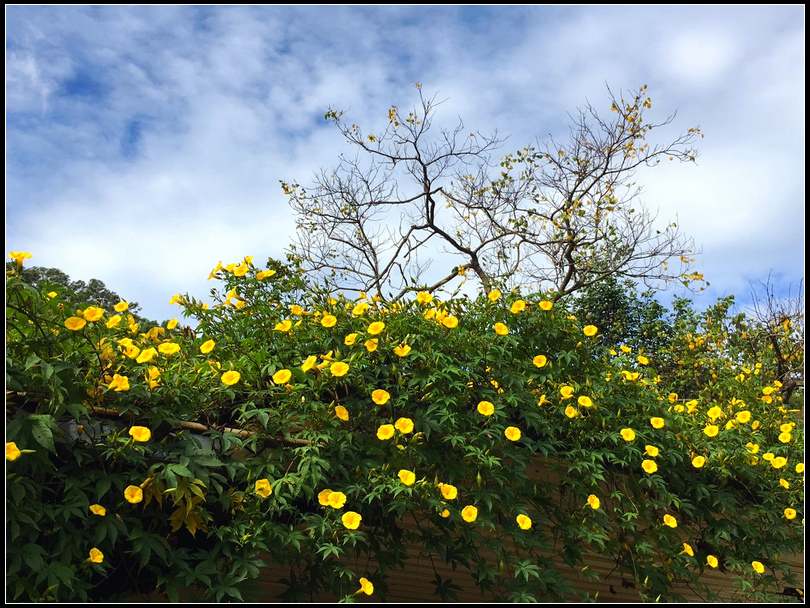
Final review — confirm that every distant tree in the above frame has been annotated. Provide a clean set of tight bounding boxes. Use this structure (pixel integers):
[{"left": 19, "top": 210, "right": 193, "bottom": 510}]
[{"left": 284, "top": 84, "right": 705, "bottom": 301}]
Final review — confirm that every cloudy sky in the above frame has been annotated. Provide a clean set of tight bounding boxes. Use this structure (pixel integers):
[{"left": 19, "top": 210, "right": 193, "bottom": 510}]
[{"left": 7, "top": 6, "right": 804, "bottom": 322}]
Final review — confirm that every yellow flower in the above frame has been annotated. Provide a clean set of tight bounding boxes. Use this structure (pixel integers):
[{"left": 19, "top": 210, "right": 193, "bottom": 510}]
[
  {"left": 274, "top": 319, "right": 292, "bottom": 332},
  {"left": 352, "top": 302, "right": 369, "bottom": 316},
  {"left": 779, "top": 422, "right": 794, "bottom": 433},
  {"left": 751, "top": 420, "right": 760, "bottom": 429},
  {"left": 364, "top": 338, "right": 379, "bottom": 352},
  {"left": 9, "top": 251, "right": 32, "bottom": 265},
  {"left": 650, "top": 417, "right": 665, "bottom": 429},
  {"left": 509, "top": 300, "right": 526, "bottom": 314},
  {"left": 112, "top": 301, "right": 128, "bottom": 313},
  {"left": 771, "top": 456, "right": 787, "bottom": 469},
  {"left": 367, "top": 321, "right": 385, "bottom": 335},
  {"left": 752, "top": 561, "right": 765, "bottom": 574},
  {"left": 358, "top": 577, "right": 374, "bottom": 596},
  {"left": 494, "top": 322, "right": 509, "bottom": 335},
  {"left": 620, "top": 428, "right": 636, "bottom": 442},
  {"left": 335, "top": 405, "right": 349, "bottom": 421},
  {"left": 560, "top": 386, "right": 574, "bottom": 400},
  {"left": 398, "top": 469, "right": 416, "bottom": 486},
  {"left": 108, "top": 374, "right": 130, "bottom": 392},
  {"left": 106, "top": 315, "right": 122, "bottom": 329},
  {"left": 637, "top": 355, "right": 649, "bottom": 365},
  {"left": 221, "top": 370, "right": 241, "bottom": 386},
  {"left": 488, "top": 289, "right": 501, "bottom": 302},
  {"left": 663, "top": 514, "right": 677, "bottom": 528},
  {"left": 377, "top": 424, "right": 395, "bottom": 440},
  {"left": 256, "top": 269, "right": 276, "bottom": 280},
  {"left": 642, "top": 460, "right": 658, "bottom": 474},
  {"left": 796, "top": 463, "right": 804, "bottom": 474},
  {"left": 372, "top": 389, "right": 391, "bottom": 405},
  {"left": 128, "top": 426, "right": 151, "bottom": 442},
  {"left": 780, "top": 478, "right": 790, "bottom": 489},
  {"left": 703, "top": 424, "right": 719, "bottom": 437},
  {"left": 706, "top": 555, "right": 719, "bottom": 568},
  {"left": 65, "top": 317, "right": 87, "bottom": 331},
  {"left": 682, "top": 543, "right": 694, "bottom": 557},
  {"left": 516, "top": 514, "right": 532, "bottom": 530},
  {"left": 342, "top": 511, "right": 362, "bottom": 530},
  {"left": 327, "top": 362, "right": 347, "bottom": 377},
  {"left": 578, "top": 396, "right": 594, "bottom": 408},
  {"left": 477, "top": 401, "right": 495, "bottom": 416},
  {"left": 233, "top": 264, "right": 248, "bottom": 277},
  {"left": 200, "top": 340, "right": 215, "bottom": 354},
  {"left": 504, "top": 427, "right": 521, "bottom": 442},
  {"left": 532, "top": 354, "right": 548, "bottom": 368},
  {"left": 255, "top": 479, "right": 273, "bottom": 498},
  {"left": 442, "top": 316, "right": 459, "bottom": 329},
  {"left": 692, "top": 455, "right": 706, "bottom": 468},
  {"left": 564, "top": 405, "right": 578, "bottom": 419},
  {"left": 763, "top": 452, "right": 775, "bottom": 461},
  {"left": 271, "top": 369, "right": 290, "bottom": 385},
  {"left": 289, "top": 304, "right": 303, "bottom": 316},
  {"left": 394, "top": 343, "right": 412, "bottom": 357},
  {"left": 416, "top": 291, "right": 433, "bottom": 305},
  {"left": 736, "top": 410, "right": 751, "bottom": 424},
  {"left": 423, "top": 308, "right": 436, "bottom": 320},
  {"left": 89, "top": 504, "right": 106, "bottom": 516},
  {"left": 746, "top": 442, "right": 760, "bottom": 454},
  {"left": 6, "top": 442, "right": 22, "bottom": 461},
  {"left": 587, "top": 494, "right": 600, "bottom": 510},
  {"left": 440, "top": 509, "right": 450, "bottom": 518},
  {"left": 124, "top": 485, "right": 144, "bottom": 504},
  {"left": 82, "top": 307, "right": 104, "bottom": 322},
  {"left": 88, "top": 548, "right": 104, "bottom": 564},
  {"left": 583, "top": 325, "right": 598, "bottom": 337},
  {"left": 123, "top": 344, "right": 141, "bottom": 360},
  {"left": 778, "top": 432, "right": 792, "bottom": 443},
  {"left": 343, "top": 333, "right": 358, "bottom": 346},
  {"left": 438, "top": 483, "right": 458, "bottom": 500},
  {"left": 686, "top": 400, "right": 698, "bottom": 414},
  {"left": 136, "top": 347, "right": 157, "bottom": 364},
  {"left": 762, "top": 386, "right": 774, "bottom": 395},
  {"left": 707, "top": 405, "right": 723, "bottom": 421},
  {"left": 461, "top": 505, "right": 478, "bottom": 523},
  {"left": 328, "top": 491, "right": 347, "bottom": 509},
  {"left": 321, "top": 314, "right": 337, "bottom": 328},
  {"left": 784, "top": 508, "right": 797, "bottom": 520},
  {"left": 539, "top": 300, "right": 553, "bottom": 311},
  {"left": 301, "top": 355, "right": 317, "bottom": 372},
  {"left": 158, "top": 342, "right": 181, "bottom": 356},
  {"left": 537, "top": 395, "right": 549, "bottom": 406},
  {"left": 395, "top": 418, "right": 414, "bottom": 434},
  {"left": 668, "top": 392, "right": 678, "bottom": 403},
  {"left": 318, "top": 489, "right": 333, "bottom": 506},
  {"left": 645, "top": 445, "right": 660, "bottom": 457}
]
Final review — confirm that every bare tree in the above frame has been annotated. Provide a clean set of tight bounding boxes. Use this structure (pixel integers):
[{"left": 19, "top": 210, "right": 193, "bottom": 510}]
[{"left": 283, "top": 83, "right": 705, "bottom": 302}]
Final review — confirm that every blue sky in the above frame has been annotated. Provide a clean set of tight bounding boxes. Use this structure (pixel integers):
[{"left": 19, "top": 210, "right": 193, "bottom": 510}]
[{"left": 6, "top": 6, "right": 804, "bottom": 322}]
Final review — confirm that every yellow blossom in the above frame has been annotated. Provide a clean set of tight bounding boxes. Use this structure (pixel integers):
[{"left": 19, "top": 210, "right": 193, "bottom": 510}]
[
  {"left": 88, "top": 548, "right": 104, "bottom": 564},
  {"left": 668, "top": 392, "right": 678, "bottom": 403},
  {"left": 736, "top": 410, "right": 751, "bottom": 424},
  {"left": 158, "top": 342, "right": 181, "bottom": 356},
  {"left": 707, "top": 555, "right": 719, "bottom": 568},
  {"left": 778, "top": 432, "right": 792, "bottom": 443},
  {"left": 318, "top": 489, "right": 333, "bottom": 506},
  {"left": 537, "top": 395, "right": 549, "bottom": 406},
  {"left": 358, "top": 577, "right": 374, "bottom": 596},
  {"left": 372, "top": 389, "right": 391, "bottom": 405},
  {"left": 274, "top": 319, "right": 292, "bottom": 332},
  {"left": 583, "top": 325, "right": 598, "bottom": 337},
  {"left": 6, "top": 442, "right": 22, "bottom": 461},
  {"left": 136, "top": 347, "right": 157, "bottom": 364},
  {"left": 89, "top": 504, "right": 106, "bottom": 516},
  {"left": 637, "top": 355, "right": 649, "bottom": 365},
  {"left": 784, "top": 508, "right": 797, "bottom": 520},
  {"left": 255, "top": 479, "right": 273, "bottom": 498},
  {"left": 477, "top": 401, "right": 495, "bottom": 416},
  {"left": 221, "top": 370, "right": 241, "bottom": 386},
  {"left": 663, "top": 514, "right": 677, "bottom": 528},
  {"left": 272, "top": 369, "right": 291, "bottom": 385},
  {"left": 692, "top": 455, "right": 706, "bottom": 468},
  {"left": 438, "top": 483, "right": 458, "bottom": 500},
  {"left": 256, "top": 269, "right": 276, "bottom": 280},
  {"left": 364, "top": 338, "right": 379, "bottom": 352},
  {"left": 494, "top": 322, "right": 509, "bottom": 335},
  {"left": 578, "top": 396, "right": 594, "bottom": 408},
  {"left": 83, "top": 307, "right": 105, "bottom": 322},
  {"left": 504, "top": 427, "right": 521, "bottom": 442},
  {"left": 65, "top": 317, "right": 87, "bottom": 331},
  {"left": 752, "top": 561, "right": 765, "bottom": 574},
  {"left": 321, "top": 314, "right": 337, "bottom": 328},
  {"left": 682, "top": 543, "right": 694, "bottom": 557},
  {"left": 416, "top": 291, "right": 433, "bottom": 305},
  {"left": 398, "top": 469, "right": 416, "bottom": 486},
  {"left": 106, "top": 315, "right": 122, "bottom": 329},
  {"left": 642, "top": 460, "right": 658, "bottom": 474},
  {"left": 539, "top": 300, "right": 553, "bottom": 311},
  {"left": 442, "top": 316, "right": 459, "bottom": 329},
  {"left": 533, "top": 355, "right": 548, "bottom": 368},
  {"left": 335, "top": 406, "right": 349, "bottom": 421},
  {"left": 330, "top": 361, "right": 349, "bottom": 377},
  {"left": 620, "top": 428, "right": 636, "bottom": 442},
  {"left": 395, "top": 418, "right": 414, "bottom": 434},
  {"left": 301, "top": 355, "right": 317, "bottom": 372},
  {"left": 707, "top": 405, "right": 723, "bottom": 421},
  {"left": 488, "top": 289, "right": 501, "bottom": 302},
  {"left": 746, "top": 442, "right": 760, "bottom": 454},
  {"left": 124, "top": 485, "right": 144, "bottom": 504},
  {"left": 368, "top": 321, "right": 385, "bottom": 335},
  {"left": 771, "top": 456, "right": 787, "bottom": 469},
  {"left": 560, "top": 386, "right": 574, "bottom": 400},
  {"left": 645, "top": 445, "right": 660, "bottom": 457},
  {"left": 128, "top": 426, "right": 151, "bottom": 442},
  {"left": 587, "top": 494, "right": 600, "bottom": 510},
  {"left": 327, "top": 491, "right": 347, "bottom": 508},
  {"left": 650, "top": 417, "right": 665, "bottom": 429},
  {"left": 516, "top": 514, "right": 532, "bottom": 530},
  {"left": 342, "top": 511, "right": 362, "bottom": 529},
  {"left": 461, "top": 505, "right": 478, "bottom": 523},
  {"left": 509, "top": 300, "right": 526, "bottom": 314},
  {"left": 394, "top": 343, "right": 412, "bottom": 357},
  {"left": 780, "top": 478, "right": 790, "bottom": 489},
  {"left": 704, "top": 424, "right": 719, "bottom": 438},
  {"left": 564, "top": 405, "right": 578, "bottom": 419},
  {"left": 352, "top": 302, "right": 369, "bottom": 316},
  {"left": 344, "top": 333, "right": 358, "bottom": 346},
  {"left": 200, "top": 340, "right": 215, "bottom": 354},
  {"left": 377, "top": 424, "right": 395, "bottom": 440},
  {"left": 108, "top": 374, "right": 130, "bottom": 392},
  {"left": 114, "top": 301, "right": 128, "bottom": 313},
  {"left": 796, "top": 463, "right": 804, "bottom": 474}
]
